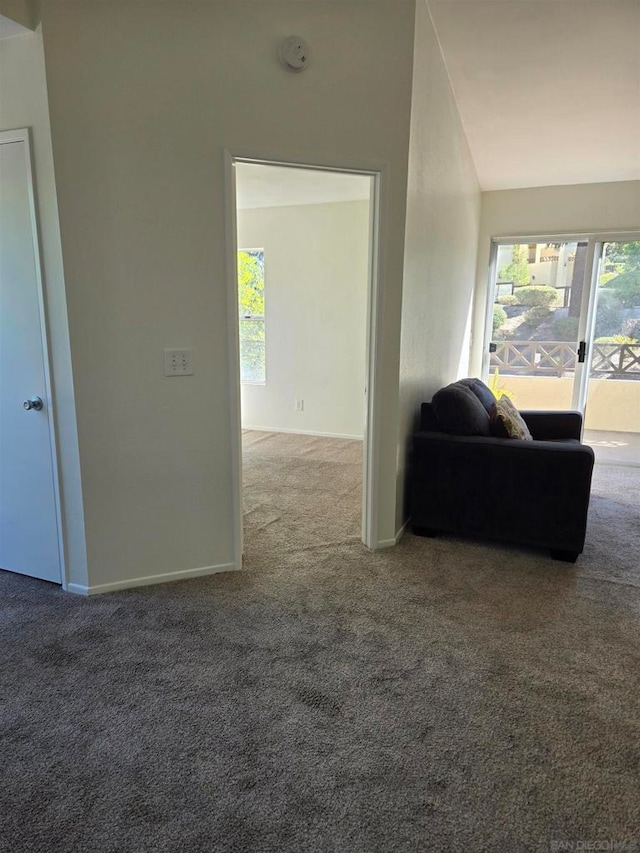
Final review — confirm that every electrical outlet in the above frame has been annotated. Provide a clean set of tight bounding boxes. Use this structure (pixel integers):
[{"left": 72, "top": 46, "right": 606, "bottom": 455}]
[
  {"left": 164, "top": 349, "right": 194, "bottom": 376},
  {"left": 294, "top": 399, "right": 304, "bottom": 412}
]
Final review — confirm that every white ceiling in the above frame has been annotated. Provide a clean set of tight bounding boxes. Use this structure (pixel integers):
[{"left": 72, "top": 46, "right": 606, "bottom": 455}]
[
  {"left": 235, "top": 163, "right": 371, "bottom": 210},
  {"left": 429, "top": 0, "right": 640, "bottom": 190},
  {"left": 0, "top": 13, "right": 30, "bottom": 39}
]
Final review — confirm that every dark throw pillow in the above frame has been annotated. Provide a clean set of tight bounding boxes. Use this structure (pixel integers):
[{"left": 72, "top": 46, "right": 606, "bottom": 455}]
[
  {"left": 432, "top": 381, "right": 492, "bottom": 436},
  {"left": 489, "top": 397, "right": 533, "bottom": 440}
]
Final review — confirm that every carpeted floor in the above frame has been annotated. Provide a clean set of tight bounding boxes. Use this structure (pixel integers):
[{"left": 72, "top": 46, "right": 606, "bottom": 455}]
[{"left": 1, "top": 430, "right": 639, "bottom": 853}]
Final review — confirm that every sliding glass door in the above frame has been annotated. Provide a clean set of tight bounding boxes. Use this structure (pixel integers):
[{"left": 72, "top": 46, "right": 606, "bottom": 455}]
[
  {"left": 485, "top": 235, "right": 640, "bottom": 464},
  {"left": 487, "top": 240, "right": 588, "bottom": 410},
  {"left": 582, "top": 240, "right": 640, "bottom": 463}
]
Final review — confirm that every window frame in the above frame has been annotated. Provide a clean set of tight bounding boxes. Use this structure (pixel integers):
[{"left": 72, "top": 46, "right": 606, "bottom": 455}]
[{"left": 483, "top": 231, "right": 640, "bottom": 412}]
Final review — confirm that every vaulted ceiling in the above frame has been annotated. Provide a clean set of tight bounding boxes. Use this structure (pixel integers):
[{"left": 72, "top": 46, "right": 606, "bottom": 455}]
[{"left": 429, "top": 0, "right": 640, "bottom": 190}]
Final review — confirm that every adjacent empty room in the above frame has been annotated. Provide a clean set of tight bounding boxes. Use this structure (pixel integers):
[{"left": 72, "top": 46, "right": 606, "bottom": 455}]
[{"left": 233, "top": 163, "right": 374, "bottom": 562}]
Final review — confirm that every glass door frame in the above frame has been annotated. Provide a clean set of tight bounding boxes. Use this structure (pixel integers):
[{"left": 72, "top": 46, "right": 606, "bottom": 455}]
[{"left": 482, "top": 231, "right": 640, "bottom": 420}]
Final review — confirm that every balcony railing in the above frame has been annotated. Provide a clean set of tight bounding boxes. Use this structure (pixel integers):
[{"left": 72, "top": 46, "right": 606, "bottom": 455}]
[{"left": 491, "top": 341, "right": 640, "bottom": 379}]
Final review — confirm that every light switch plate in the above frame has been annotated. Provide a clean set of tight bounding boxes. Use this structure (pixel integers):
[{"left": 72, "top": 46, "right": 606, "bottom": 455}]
[{"left": 164, "top": 349, "right": 194, "bottom": 376}]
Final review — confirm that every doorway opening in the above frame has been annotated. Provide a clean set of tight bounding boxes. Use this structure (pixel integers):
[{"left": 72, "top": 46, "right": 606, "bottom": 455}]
[
  {"left": 225, "top": 157, "right": 381, "bottom": 566},
  {"left": 484, "top": 235, "right": 640, "bottom": 465}
]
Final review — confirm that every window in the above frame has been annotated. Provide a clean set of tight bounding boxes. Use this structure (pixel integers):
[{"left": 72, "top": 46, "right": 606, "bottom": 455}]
[{"left": 238, "top": 249, "right": 266, "bottom": 384}]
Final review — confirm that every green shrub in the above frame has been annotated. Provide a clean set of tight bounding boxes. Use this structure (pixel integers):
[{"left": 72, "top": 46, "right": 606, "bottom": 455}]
[
  {"left": 621, "top": 318, "right": 640, "bottom": 341},
  {"left": 552, "top": 316, "right": 579, "bottom": 341},
  {"left": 594, "top": 335, "right": 637, "bottom": 344},
  {"left": 493, "top": 304, "right": 507, "bottom": 333},
  {"left": 594, "top": 289, "right": 623, "bottom": 338},
  {"left": 603, "top": 270, "right": 640, "bottom": 308},
  {"left": 524, "top": 306, "right": 551, "bottom": 324},
  {"left": 498, "top": 245, "right": 529, "bottom": 286},
  {"left": 495, "top": 328, "right": 514, "bottom": 340},
  {"left": 497, "top": 294, "right": 518, "bottom": 306},
  {"left": 516, "top": 285, "right": 559, "bottom": 308},
  {"left": 599, "top": 272, "right": 616, "bottom": 286}
]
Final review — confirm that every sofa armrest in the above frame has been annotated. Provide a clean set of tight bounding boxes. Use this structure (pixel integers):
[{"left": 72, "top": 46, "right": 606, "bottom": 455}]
[{"left": 520, "top": 410, "right": 583, "bottom": 441}]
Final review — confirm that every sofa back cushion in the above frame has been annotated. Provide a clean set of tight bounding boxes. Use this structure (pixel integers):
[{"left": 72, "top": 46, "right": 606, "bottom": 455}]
[
  {"left": 456, "top": 377, "right": 497, "bottom": 413},
  {"left": 432, "top": 379, "right": 495, "bottom": 436}
]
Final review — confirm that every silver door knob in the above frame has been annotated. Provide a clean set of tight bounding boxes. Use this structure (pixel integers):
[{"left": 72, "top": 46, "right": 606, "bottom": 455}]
[{"left": 23, "top": 397, "right": 43, "bottom": 411}]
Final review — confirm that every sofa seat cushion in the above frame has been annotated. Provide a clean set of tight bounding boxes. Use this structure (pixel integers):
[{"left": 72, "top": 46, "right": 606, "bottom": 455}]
[
  {"left": 489, "top": 397, "right": 533, "bottom": 440},
  {"left": 432, "top": 380, "right": 494, "bottom": 436}
]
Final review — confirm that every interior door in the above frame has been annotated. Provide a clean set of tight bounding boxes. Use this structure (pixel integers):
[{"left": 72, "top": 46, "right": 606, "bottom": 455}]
[
  {"left": 0, "top": 133, "right": 62, "bottom": 583},
  {"left": 486, "top": 240, "right": 589, "bottom": 411}
]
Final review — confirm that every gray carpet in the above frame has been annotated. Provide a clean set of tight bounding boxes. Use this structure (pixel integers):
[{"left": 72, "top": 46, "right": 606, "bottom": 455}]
[{"left": 1, "top": 430, "right": 639, "bottom": 853}]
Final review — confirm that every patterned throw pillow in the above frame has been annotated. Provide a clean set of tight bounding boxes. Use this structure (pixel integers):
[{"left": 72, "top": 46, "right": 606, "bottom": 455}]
[{"left": 489, "top": 397, "right": 533, "bottom": 440}]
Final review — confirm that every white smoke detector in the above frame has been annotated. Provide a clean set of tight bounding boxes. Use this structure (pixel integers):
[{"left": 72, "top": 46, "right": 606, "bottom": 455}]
[{"left": 279, "top": 36, "right": 309, "bottom": 72}]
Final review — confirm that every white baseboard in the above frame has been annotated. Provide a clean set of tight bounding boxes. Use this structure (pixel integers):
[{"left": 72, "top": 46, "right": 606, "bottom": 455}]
[
  {"left": 66, "top": 561, "right": 239, "bottom": 596},
  {"left": 373, "top": 520, "right": 409, "bottom": 550},
  {"left": 374, "top": 539, "right": 396, "bottom": 549},
  {"left": 395, "top": 519, "right": 409, "bottom": 543},
  {"left": 242, "top": 425, "right": 363, "bottom": 441}
]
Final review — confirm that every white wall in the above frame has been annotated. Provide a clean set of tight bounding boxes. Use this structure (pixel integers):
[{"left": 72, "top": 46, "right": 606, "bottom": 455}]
[
  {"left": 472, "top": 180, "right": 640, "bottom": 374},
  {"left": 0, "top": 29, "right": 87, "bottom": 588},
  {"left": 40, "top": 0, "right": 415, "bottom": 588},
  {"left": 396, "top": 0, "right": 481, "bottom": 530},
  {"left": 0, "top": 0, "right": 35, "bottom": 29},
  {"left": 237, "top": 200, "right": 369, "bottom": 439}
]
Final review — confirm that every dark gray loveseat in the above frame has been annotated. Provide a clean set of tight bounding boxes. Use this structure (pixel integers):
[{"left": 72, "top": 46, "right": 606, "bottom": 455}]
[{"left": 411, "top": 380, "right": 595, "bottom": 562}]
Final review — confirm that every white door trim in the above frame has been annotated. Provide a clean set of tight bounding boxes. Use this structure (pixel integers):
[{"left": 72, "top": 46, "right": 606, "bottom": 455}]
[
  {"left": 223, "top": 150, "right": 385, "bottom": 564},
  {"left": 223, "top": 150, "right": 244, "bottom": 566},
  {"left": 0, "top": 128, "right": 66, "bottom": 587},
  {"left": 361, "top": 168, "right": 383, "bottom": 549}
]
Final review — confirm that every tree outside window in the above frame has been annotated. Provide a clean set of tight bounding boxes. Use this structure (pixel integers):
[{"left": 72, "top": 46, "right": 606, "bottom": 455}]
[{"left": 238, "top": 249, "right": 265, "bottom": 383}]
